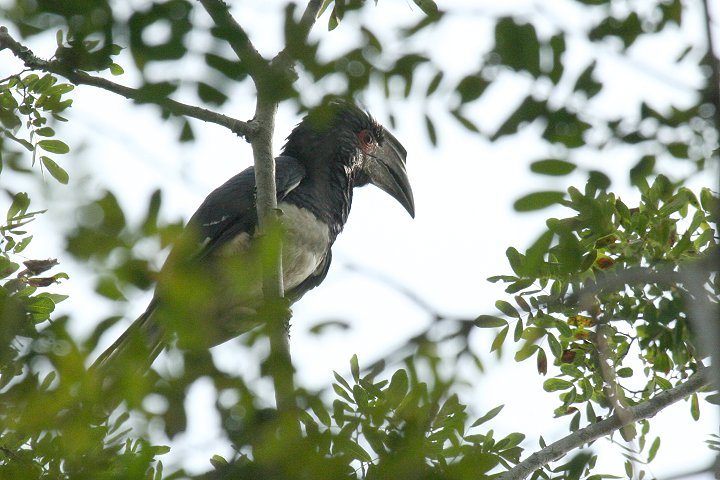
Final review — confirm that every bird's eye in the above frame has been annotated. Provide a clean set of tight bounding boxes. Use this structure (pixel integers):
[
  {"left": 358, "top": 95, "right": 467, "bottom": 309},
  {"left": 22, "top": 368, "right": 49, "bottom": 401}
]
[{"left": 357, "top": 129, "right": 374, "bottom": 152}]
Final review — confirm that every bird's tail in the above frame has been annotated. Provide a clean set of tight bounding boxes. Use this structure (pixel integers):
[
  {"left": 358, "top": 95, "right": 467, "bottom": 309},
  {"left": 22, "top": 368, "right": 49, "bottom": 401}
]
[{"left": 89, "top": 299, "right": 166, "bottom": 383}]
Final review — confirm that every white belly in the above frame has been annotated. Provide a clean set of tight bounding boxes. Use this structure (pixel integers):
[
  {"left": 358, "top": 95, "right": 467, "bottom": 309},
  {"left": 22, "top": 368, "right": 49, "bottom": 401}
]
[
  {"left": 215, "top": 202, "right": 330, "bottom": 293},
  {"left": 278, "top": 203, "right": 330, "bottom": 290}
]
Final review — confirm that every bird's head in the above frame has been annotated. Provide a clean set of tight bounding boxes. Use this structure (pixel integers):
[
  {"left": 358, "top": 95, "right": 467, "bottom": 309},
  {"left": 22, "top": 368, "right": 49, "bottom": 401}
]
[{"left": 283, "top": 100, "right": 415, "bottom": 218}]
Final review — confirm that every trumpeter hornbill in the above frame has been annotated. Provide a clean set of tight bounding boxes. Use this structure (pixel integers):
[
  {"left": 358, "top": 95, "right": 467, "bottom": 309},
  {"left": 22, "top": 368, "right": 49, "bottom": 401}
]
[{"left": 91, "top": 101, "right": 415, "bottom": 376}]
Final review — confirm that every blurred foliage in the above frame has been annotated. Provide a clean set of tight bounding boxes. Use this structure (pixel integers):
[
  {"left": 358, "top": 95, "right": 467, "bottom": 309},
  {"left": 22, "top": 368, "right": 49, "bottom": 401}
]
[{"left": 0, "top": 0, "right": 718, "bottom": 479}]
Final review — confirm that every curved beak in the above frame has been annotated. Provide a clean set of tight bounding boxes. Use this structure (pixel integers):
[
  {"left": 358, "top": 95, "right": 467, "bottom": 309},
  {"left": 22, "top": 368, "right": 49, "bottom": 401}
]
[{"left": 364, "top": 129, "right": 415, "bottom": 218}]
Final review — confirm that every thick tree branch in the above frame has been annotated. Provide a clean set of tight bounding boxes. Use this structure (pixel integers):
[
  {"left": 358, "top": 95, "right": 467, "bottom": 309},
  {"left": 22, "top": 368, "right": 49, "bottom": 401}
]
[
  {"left": 500, "top": 370, "right": 711, "bottom": 480},
  {"left": 0, "top": 26, "right": 254, "bottom": 139}
]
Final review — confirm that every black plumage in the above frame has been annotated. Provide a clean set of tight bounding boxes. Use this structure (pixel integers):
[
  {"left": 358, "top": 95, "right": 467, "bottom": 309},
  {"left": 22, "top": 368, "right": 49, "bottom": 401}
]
[{"left": 91, "top": 100, "right": 414, "bottom": 376}]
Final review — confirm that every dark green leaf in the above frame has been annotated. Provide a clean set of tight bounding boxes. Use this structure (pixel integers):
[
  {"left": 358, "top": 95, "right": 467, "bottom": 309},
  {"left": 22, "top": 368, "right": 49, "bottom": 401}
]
[
  {"left": 456, "top": 74, "right": 489, "bottom": 103},
  {"left": 530, "top": 159, "right": 576, "bottom": 176},
  {"left": 450, "top": 109, "right": 479, "bottom": 132},
  {"left": 424, "top": 114, "right": 437, "bottom": 146},
  {"left": 197, "top": 82, "right": 228, "bottom": 106},
  {"left": 426, "top": 71, "right": 443, "bottom": 96},
  {"left": 492, "top": 96, "right": 547, "bottom": 140},
  {"left": 494, "top": 17, "right": 541, "bottom": 76},
  {"left": 474, "top": 315, "right": 508, "bottom": 328},
  {"left": 495, "top": 300, "right": 520, "bottom": 318}
]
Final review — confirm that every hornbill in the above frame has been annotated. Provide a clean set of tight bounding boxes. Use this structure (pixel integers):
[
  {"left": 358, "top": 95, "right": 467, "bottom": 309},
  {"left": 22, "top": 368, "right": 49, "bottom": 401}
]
[{"left": 91, "top": 101, "right": 415, "bottom": 376}]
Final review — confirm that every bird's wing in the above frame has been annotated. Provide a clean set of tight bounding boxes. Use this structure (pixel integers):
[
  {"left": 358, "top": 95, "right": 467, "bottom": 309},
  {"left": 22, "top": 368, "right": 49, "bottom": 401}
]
[
  {"left": 186, "top": 155, "right": 307, "bottom": 261},
  {"left": 90, "top": 156, "right": 307, "bottom": 380}
]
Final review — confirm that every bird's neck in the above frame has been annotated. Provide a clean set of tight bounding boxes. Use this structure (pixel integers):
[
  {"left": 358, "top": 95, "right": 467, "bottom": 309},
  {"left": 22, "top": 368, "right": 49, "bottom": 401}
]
[{"left": 285, "top": 155, "right": 356, "bottom": 242}]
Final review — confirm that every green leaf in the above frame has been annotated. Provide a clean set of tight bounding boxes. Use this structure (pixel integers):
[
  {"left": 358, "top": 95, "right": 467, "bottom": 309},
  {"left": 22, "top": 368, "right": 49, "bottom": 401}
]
[
  {"left": 7, "top": 192, "right": 30, "bottom": 221},
  {"left": 38, "top": 139, "right": 70, "bottom": 154},
  {"left": 514, "top": 344, "right": 538, "bottom": 362},
  {"left": 630, "top": 155, "right": 655, "bottom": 187},
  {"left": 490, "top": 325, "right": 509, "bottom": 352},
  {"left": 536, "top": 348, "right": 547, "bottom": 375},
  {"left": 543, "top": 378, "right": 573, "bottom": 392},
  {"left": 456, "top": 74, "right": 489, "bottom": 103},
  {"left": 648, "top": 437, "right": 661, "bottom": 462},
  {"left": 690, "top": 393, "right": 700, "bottom": 420},
  {"left": 474, "top": 315, "right": 507, "bottom": 328},
  {"left": 413, "top": 0, "right": 439, "bottom": 16},
  {"left": 492, "top": 96, "right": 547, "bottom": 140},
  {"left": 450, "top": 108, "right": 480, "bottom": 132},
  {"left": 34, "top": 127, "right": 55, "bottom": 137},
  {"left": 197, "top": 82, "right": 228, "bottom": 106},
  {"left": 426, "top": 71, "right": 443, "bottom": 96},
  {"left": 109, "top": 63, "right": 125, "bottom": 75},
  {"left": 530, "top": 159, "right": 576, "bottom": 176},
  {"left": 27, "top": 295, "right": 55, "bottom": 322},
  {"left": 471, "top": 405, "right": 504, "bottom": 427},
  {"left": 495, "top": 300, "right": 520, "bottom": 318},
  {"left": 424, "top": 114, "right": 437, "bottom": 146},
  {"left": 616, "top": 367, "right": 633, "bottom": 378},
  {"left": 495, "top": 432, "right": 526, "bottom": 450},
  {"left": 336, "top": 438, "right": 372, "bottom": 462},
  {"left": 41, "top": 156, "right": 69, "bottom": 184},
  {"left": 386, "top": 369, "right": 409, "bottom": 407},
  {"left": 573, "top": 61, "right": 602, "bottom": 98},
  {"left": 514, "top": 191, "right": 565, "bottom": 212},
  {"left": 494, "top": 17, "right": 541, "bottom": 76},
  {"left": 350, "top": 354, "right": 360, "bottom": 383}
]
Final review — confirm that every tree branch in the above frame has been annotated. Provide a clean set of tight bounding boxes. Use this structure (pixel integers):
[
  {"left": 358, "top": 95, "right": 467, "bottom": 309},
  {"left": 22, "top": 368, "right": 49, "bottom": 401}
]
[
  {"left": 194, "top": 0, "right": 330, "bottom": 414},
  {"left": 499, "top": 370, "right": 711, "bottom": 480},
  {"left": 295, "top": 0, "right": 324, "bottom": 44},
  {"left": 197, "top": 0, "right": 268, "bottom": 83},
  {"left": 0, "top": 26, "right": 255, "bottom": 139}
]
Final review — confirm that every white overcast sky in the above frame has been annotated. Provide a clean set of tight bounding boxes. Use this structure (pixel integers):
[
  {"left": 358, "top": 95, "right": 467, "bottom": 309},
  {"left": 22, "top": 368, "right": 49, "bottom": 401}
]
[{"left": 1, "top": 0, "right": 719, "bottom": 477}]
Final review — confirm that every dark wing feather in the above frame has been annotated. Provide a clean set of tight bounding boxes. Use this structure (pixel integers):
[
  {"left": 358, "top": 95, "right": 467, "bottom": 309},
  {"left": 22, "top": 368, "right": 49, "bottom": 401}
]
[
  {"left": 187, "top": 156, "right": 306, "bottom": 261},
  {"left": 90, "top": 156, "right": 307, "bottom": 379}
]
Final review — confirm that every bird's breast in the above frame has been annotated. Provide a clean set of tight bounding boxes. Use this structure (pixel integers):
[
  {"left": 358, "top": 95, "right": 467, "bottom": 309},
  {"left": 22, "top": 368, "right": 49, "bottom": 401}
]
[
  {"left": 277, "top": 202, "right": 330, "bottom": 290},
  {"left": 213, "top": 203, "right": 330, "bottom": 299}
]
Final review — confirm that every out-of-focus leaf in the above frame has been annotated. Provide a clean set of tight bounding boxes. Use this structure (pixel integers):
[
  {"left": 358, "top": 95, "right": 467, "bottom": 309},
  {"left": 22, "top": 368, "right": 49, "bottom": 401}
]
[
  {"left": 492, "top": 96, "right": 547, "bottom": 140},
  {"left": 494, "top": 17, "right": 541, "bottom": 76},
  {"left": 425, "top": 113, "right": 437, "bottom": 146},
  {"left": 514, "top": 191, "right": 565, "bottom": 212},
  {"left": 197, "top": 82, "right": 228, "bottom": 106},
  {"left": 450, "top": 109, "right": 479, "bottom": 132},
  {"left": 530, "top": 159, "right": 576, "bottom": 176},
  {"left": 455, "top": 74, "right": 489, "bottom": 103}
]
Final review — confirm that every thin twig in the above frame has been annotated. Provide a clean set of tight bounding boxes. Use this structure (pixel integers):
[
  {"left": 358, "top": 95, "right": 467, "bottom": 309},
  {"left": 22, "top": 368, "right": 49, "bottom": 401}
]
[
  {"left": 0, "top": 26, "right": 254, "bottom": 139},
  {"left": 500, "top": 370, "right": 710, "bottom": 480}
]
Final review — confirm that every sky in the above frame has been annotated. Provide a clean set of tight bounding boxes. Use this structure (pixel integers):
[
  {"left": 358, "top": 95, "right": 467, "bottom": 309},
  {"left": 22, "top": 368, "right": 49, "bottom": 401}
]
[{"left": 1, "top": 0, "right": 719, "bottom": 478}]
